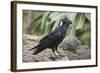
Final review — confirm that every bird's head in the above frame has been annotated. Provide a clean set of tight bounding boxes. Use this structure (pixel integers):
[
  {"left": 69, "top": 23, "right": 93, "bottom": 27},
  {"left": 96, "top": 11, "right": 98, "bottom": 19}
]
[{"left": 60, "top": 18, "right": 72, "bottom": 28}]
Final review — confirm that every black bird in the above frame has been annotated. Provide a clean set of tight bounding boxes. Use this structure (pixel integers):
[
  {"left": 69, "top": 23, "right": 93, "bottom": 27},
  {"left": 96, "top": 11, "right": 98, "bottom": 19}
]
[{"left": 30, "top": 18, "right": 72, "bottom": 57}]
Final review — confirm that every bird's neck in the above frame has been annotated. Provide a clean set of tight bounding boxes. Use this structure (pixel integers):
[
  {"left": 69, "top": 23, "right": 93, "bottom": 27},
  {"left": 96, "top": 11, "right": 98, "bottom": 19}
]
[{"left": 61, "top": 24, "right": 68, "bottom": 31}]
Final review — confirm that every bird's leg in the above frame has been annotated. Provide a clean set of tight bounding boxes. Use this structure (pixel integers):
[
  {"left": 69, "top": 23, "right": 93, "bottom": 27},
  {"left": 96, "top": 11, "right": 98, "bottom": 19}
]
[
  {"left": 50, "top": 48, "right": 57, "bottom": 60},
  {"left": 55, "top": 47, "right": 60, "bottom": 55},
  {"left": 52, "top": 48, "right": 61, "bottom": 60},
  {"left": 52, "top": 48, "right": 57, "bottom": 57},
  {"left": 51, "top": 48, "right": 62, "bottom": 59},
  {"left": 55, "top": 47, "right": 64, "bottom": 57}
]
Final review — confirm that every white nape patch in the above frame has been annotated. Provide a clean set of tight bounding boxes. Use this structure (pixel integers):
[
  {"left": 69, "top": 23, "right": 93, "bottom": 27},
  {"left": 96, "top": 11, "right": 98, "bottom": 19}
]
[{"left": 59, "top": 21, "right": 63, "bottom": 26}]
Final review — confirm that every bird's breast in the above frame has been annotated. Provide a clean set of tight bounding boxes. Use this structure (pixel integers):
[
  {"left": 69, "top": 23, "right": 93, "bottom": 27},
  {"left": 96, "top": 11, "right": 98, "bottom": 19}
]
[{"left": 58, "top": 30, "right": 66, "bottom": 38}]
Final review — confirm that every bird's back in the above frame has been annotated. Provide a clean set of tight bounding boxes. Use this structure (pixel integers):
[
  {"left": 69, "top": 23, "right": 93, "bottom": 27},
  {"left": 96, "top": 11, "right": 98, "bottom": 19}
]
[{"left": 40, "top": 26, "right": 66, "bottom": 49}]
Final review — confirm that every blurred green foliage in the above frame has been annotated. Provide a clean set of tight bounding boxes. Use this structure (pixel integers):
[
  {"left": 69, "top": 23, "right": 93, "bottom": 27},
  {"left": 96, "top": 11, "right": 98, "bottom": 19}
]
[
  {"left": 22, "top": 35, "right": 27, "bottom": 45},
  {"left": 23, "top": 10, "right": 91, "bottom": 47}
]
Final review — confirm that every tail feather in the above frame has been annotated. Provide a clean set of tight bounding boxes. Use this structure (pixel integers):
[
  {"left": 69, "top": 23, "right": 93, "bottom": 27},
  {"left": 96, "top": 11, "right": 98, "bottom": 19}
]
[
  {"left": 29, "top": 44, "right": 40, "bottom": 51},
  {"left": 30, "top": 44, "right": 47, "bottom": 55},
  {"left": 32, "top": 47, "right": 45, "bottom": 55}
]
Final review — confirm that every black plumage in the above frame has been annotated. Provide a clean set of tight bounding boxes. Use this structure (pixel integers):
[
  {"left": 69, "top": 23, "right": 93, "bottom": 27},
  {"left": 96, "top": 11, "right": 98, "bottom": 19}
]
[{"left": 30, "top": 18, "right": 72, "bottom": 56}]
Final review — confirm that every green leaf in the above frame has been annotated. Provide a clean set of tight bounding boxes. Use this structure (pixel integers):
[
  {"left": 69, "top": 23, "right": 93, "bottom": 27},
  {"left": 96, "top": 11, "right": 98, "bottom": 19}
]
[
  {"left": 40, "top": 12, "right": 50, "bottom": 30},
  {"left": 51, "top": 20, "right": 60, "bottom": 31},
  {"left": 75, "top": 13, "right": 86, "bottom": 30},
  {"left": 67, "top": 13, "right": 77, "bottom": 22},
  {"left": 85, "top": 13, "right": 91, "bottom": 21},
  {"left": 80, "top": 31, "right": 91, "bottom": 46},
  {"left": 49, "top": 12, "right": 67, "bottom": 21}
]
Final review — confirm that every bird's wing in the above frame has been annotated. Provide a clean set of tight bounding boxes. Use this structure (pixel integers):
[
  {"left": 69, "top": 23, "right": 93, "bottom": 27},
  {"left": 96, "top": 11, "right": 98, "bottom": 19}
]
[{"left": 39, "top": 30, "right": 61, "bottom": 44}]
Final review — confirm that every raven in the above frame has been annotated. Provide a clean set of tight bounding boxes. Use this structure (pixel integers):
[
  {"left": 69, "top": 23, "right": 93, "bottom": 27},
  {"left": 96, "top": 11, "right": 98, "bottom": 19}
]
[{"left": 30, "top": 18, "right": 72, "bottom": 57}]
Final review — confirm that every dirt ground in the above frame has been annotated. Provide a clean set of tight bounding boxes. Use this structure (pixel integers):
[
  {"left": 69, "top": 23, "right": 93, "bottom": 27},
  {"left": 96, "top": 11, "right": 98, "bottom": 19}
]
[{"left": 22, "top": 34, "right": 91, "bottom": 62}]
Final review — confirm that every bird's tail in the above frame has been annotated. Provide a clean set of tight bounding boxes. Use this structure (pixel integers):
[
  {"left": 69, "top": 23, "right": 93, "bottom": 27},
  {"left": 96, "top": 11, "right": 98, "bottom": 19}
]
[
  {"left": 30, "top": 44, "right": 46, "bottom": 55},
  {"left": 29, "top": 44, "right": 40, "bottom": 51},
  {"left": 32, "top": 45, "right": 46, "bottom": 55}
]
